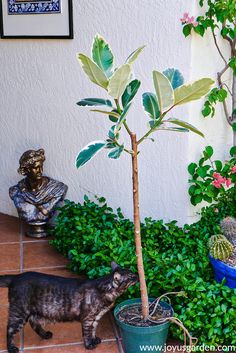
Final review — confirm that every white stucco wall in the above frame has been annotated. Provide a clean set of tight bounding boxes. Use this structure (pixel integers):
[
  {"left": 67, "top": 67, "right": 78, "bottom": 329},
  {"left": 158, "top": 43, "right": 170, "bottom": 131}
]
[{"left": 0, "top": 0, "right": 231, "bottom": 224}]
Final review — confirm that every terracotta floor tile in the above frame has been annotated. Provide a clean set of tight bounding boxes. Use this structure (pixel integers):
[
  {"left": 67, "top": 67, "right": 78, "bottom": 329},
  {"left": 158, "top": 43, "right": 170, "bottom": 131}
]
[
  {"left": 23, "top": 242, "right": 68, "bottom": 270},
  {"left": 0, "top": 243, "right": 20, "bottom": 272},
  {"left": 24, "top": 314, "right": 114, "bottom": 347},
  {"left": 166, "top": 339, "right": 184, "bottom": 353},
  {"left": 25, "top": 341, "right": 119, "bottom": 353},
  {"left": 0, "top": 306, "right": 20, "bottom": 350},
  {"left": 0, "top": 213, "right": 18, "bottom": 224},
  {"left": 0, "top": 221, "right": 20, "bottom": 243}
]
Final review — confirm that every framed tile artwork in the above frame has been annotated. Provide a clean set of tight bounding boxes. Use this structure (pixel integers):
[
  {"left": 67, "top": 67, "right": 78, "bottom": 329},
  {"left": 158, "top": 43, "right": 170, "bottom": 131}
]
[{"left": 0, "top": 0, "right": 73, "bottom": 38}]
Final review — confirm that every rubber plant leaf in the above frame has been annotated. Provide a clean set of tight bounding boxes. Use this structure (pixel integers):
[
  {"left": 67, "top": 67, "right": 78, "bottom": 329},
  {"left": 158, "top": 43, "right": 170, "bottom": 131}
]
[
  {"left": 108, "top": 145, "right": 124, "bottom": 159},
  {"left": 115, "top": 102, "right": 132, "bottom": 132},
  {"left": 166, "top": 118, "right": 204, "bottom": 137},
  {"left": 92, "top": 34, "right": 114, "bottom": 77},
  {"left": 174, "top": 78, "right": 215, "bottom": 106},
  {"left": 122, "top": 79, "right": 141, "bottom": 108},
  {"left": 77, "top": 53, "right": 109, "bottom": 89},
  {"left": 142, "top": 92, "right": 160, "bottom": 119},
  {"left": 77, "top": 98, "right": 112, "bottom": 107},
  {"left": 163, "top": 68, "right": 184, "bottom": 89},
  {"left": 126, "top": 45, "right": 146, "bottom": 64},
  {"left": 153, "top": 70, "right": 174, "bottom": 114},
  {"left": 75, "top": 141, "right": 107, "bottom": 169},
  {"left": 90, "top": 110, "right": 120, "bottom": 119},
  {"left": 108, "top": 64, "right": 132, "bottom": 99}
]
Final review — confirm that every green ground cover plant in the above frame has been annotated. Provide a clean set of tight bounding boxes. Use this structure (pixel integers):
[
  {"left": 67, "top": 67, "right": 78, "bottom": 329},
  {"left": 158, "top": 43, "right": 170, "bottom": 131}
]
[{"left": 51, "top": 194, "right": 236, "bottom": 346}]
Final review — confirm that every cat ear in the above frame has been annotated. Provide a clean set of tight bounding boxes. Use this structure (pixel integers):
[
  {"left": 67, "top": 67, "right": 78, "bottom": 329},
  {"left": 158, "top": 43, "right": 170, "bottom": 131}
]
[{"left": 111, "top": 261, "right": 120, "bottom": 271}]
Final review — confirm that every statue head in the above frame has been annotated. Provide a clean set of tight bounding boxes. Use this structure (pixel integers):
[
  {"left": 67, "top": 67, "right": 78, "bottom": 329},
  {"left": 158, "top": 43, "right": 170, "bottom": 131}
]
[{"left": 18, "top": 149, "right": 45, "bottom": 181}]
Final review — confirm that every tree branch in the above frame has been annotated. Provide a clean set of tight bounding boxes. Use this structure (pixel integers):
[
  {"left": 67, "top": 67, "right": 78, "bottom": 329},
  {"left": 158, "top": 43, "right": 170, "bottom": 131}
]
[{"left": 211, "top": 28, "right": 228, "bottom": 65}]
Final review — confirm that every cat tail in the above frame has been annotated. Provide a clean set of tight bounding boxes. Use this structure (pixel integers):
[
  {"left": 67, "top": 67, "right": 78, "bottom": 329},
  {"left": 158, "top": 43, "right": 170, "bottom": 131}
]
[{"left": 0, "top": 275, "right": 15, "bottom": 287}]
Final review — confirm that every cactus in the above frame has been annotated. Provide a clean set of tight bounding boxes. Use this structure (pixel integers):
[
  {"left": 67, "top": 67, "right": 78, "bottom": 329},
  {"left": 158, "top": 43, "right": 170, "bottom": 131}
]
[
  {"left": 209, "top": 234, "right": 234, "bottom": 260},
  {"left": 221, "top": 216, "right": 236, "bottom": 244},
  {"left": 208, "top": 234, "right": 226, "bottom": 249}
]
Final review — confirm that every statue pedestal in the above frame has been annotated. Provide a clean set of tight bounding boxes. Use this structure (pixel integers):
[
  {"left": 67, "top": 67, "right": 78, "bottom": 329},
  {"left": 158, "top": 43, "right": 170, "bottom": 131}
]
[{"left": 26, "top": 222, "right": 48, "bottom": 238}]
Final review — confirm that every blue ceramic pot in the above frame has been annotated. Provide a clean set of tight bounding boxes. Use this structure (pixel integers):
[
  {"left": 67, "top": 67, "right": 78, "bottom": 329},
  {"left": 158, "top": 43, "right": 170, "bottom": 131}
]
[{"left": 209, "top": 254, "right": 236, "bottom": 288}]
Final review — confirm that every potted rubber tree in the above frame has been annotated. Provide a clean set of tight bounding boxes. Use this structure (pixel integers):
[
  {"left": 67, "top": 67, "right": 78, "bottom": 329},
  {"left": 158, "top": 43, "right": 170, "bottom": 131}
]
[{"left": 75, "top": 34, "right": 214, "bottom": 353}]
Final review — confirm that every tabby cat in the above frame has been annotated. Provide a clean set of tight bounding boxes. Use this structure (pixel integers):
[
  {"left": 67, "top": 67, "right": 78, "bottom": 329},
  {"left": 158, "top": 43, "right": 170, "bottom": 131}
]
[{"left": 0, "top": 261, "right": 138, "bottom": 353}]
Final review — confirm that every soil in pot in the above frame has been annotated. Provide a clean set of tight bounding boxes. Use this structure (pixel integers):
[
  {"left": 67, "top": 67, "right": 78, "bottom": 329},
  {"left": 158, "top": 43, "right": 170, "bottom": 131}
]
[{"left": 116, "top": 300, "right": 173, "bottom": 327}]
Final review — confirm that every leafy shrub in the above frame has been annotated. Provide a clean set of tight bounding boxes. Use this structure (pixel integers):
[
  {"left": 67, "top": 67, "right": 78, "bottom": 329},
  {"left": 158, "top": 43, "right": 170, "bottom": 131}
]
[
  {"left": 188, "top": 145, "right": 236, "bottom": 205},
  {"left": 51, "top": 195, "right": 236, "bottom": 346}
]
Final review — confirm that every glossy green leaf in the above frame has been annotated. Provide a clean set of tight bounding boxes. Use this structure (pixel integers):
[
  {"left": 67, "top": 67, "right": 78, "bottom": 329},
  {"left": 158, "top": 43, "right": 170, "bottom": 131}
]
[
  {"left": 122, "top": 80, "right": 141, "bottom": 108},
  {"left": 174, "top": 78, "right": 214, "bottom": 106},
  {"left": 109, "top": 109, "right": 119, "bottom": 122},
  {"left": 215, "top": 160, "right": 222, "bottom": 171},
  {"left": 108, "top": 64, "right": 132, "bottom": 99},
  {"left": 115, "top": 102, "right": 132, "bottom": 132},
  {"left": 90, "top": 109, "right": 120, "bottom": 119},
  {"left": 108, "top": 145, "right": 124, "bottom": 159},
  {"left": 92, "top": 34, "right": 114, "bottom": 77},
  {"left": 75, "top": 141, "right": 107, "bottom": 168},
  {"left": 230, "top": 146, "right": 236, "bottom": 157},
  {"left": 126, "top": 45, "right": 145, "bottom": 64},
  {"left": 153, "top": 70, "right": 174, "bottom": 113},
  {"left": 163, "top": 68, "right": 184, "bottom": 89},
  {"left": 142, "top": 92, "right": 160, "bottom": 119},
  {"left": 77, "top": 54, "right": 109, "bottom": 89},
  {"left": 204, "top": 146, "right": 214, "bottom": 159},
  {"left": 166, "top": 118, "right": 204, "bottom": 137},
  {"left": 77, "top": 98, "right": 112, "bottom": 107},
  {"left": 188, "top": 163, "right": 197, "bottom": 176}
]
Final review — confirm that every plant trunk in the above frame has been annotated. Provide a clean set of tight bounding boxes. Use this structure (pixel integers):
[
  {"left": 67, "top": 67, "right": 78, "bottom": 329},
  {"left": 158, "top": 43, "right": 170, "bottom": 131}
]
[{"left": 131, "top": 133, "right": 149, "bottom": 320}]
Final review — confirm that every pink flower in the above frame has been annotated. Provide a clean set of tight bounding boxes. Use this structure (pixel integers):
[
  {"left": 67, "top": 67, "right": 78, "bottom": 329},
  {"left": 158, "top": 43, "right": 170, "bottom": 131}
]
[
  {"left": 180, "top": 12, "right": 198, "bottom": 26},
  {"left": 213, "top": 172, "right": 225, "bottom": 184},
  {"left": 231, "top": 165, "right": 236, "bottom": 174},
  {"left": 213, "top": 172, "right": 220, "bottom": 179},
  {"left": 212, "top": 180, "right": 222, "bottom": 189},
  {"left": 225, "top": 178, "right": 232, "bottom": 187},
  {"left": 188, "top": 16, "right": 195, "bottom": 24},
  {"left": 180, "top": 12, "right": 189, "bottom": 23}
]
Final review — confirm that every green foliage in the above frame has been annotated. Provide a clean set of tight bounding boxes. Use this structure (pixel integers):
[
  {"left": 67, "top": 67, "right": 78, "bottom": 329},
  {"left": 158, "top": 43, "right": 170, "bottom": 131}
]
[
  {"left": 121, "top": 79, "right": 141, "bottom": 108},
  {"left": 51, "top": 195, "right": 236, "bottom": 346},
  {"left": 76, "top": 34, "right": 213, "bottom": 169},
  {"left": 208, "top": 234, "right": 234, "bottom": 260},
  {"left": 163, "top": 68, "right": 184, "bottom": 89},
  {"left": 202, "top": 88, "right": 227, "bottom": 118},
  {"left": 188, "top": 145, "right": 236, "bottom": 206},
  {"left": 76, "top": 98, "right": 113, "bottom": 107},
  {"left": 181, "top": 0, "right": 235, "bottom": 120},
  {"left": 142, "top": 92, "right": 160, "bottom": 120},
  {"left": 92, "top": 34, "right": 114, "bottom": 77},
  {"left": 75, "top": 141, "right": 107, "bottom": 169}
]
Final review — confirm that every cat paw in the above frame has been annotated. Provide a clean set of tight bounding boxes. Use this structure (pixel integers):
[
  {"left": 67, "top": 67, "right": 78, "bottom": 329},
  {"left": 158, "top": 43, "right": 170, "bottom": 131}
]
[
  {"left": 8, "top": 346, "right": 19, "bottom": 353},
  {"left": 43, "top": 331, "right": 53, "bottom": 340},
  {"left": 92, "top": 337, "right": 101, "bottom": 345},
  {"left": 85, "top": 342, "right": 97, "bottom": 350}
]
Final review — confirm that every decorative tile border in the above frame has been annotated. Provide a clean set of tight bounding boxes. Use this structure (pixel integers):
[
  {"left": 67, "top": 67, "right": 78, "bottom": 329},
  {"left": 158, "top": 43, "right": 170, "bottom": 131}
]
[{"left": 8, "top": 0, "right": 61, "bottom": 15}]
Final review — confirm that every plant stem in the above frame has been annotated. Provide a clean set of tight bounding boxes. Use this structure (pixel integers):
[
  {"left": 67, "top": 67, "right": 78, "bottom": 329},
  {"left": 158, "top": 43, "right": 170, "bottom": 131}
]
[
  {"left": 233, "top": 74, "right": 236, "bottom": 146},
  {"left": 131, "top": 133, "right": 149, "bottom": 320}
]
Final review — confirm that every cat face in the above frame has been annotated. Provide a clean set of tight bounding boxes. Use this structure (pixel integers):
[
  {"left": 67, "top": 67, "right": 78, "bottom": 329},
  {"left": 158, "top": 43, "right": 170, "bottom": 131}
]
[{"left": 111, "top": 261, "right": 139, "bottom": 293}]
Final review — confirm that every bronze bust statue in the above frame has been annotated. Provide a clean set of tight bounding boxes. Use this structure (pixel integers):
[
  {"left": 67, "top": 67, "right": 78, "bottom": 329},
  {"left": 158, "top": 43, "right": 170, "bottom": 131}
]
[{"left": 9, "top": 149, "right": 68, "bottom": 238}]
